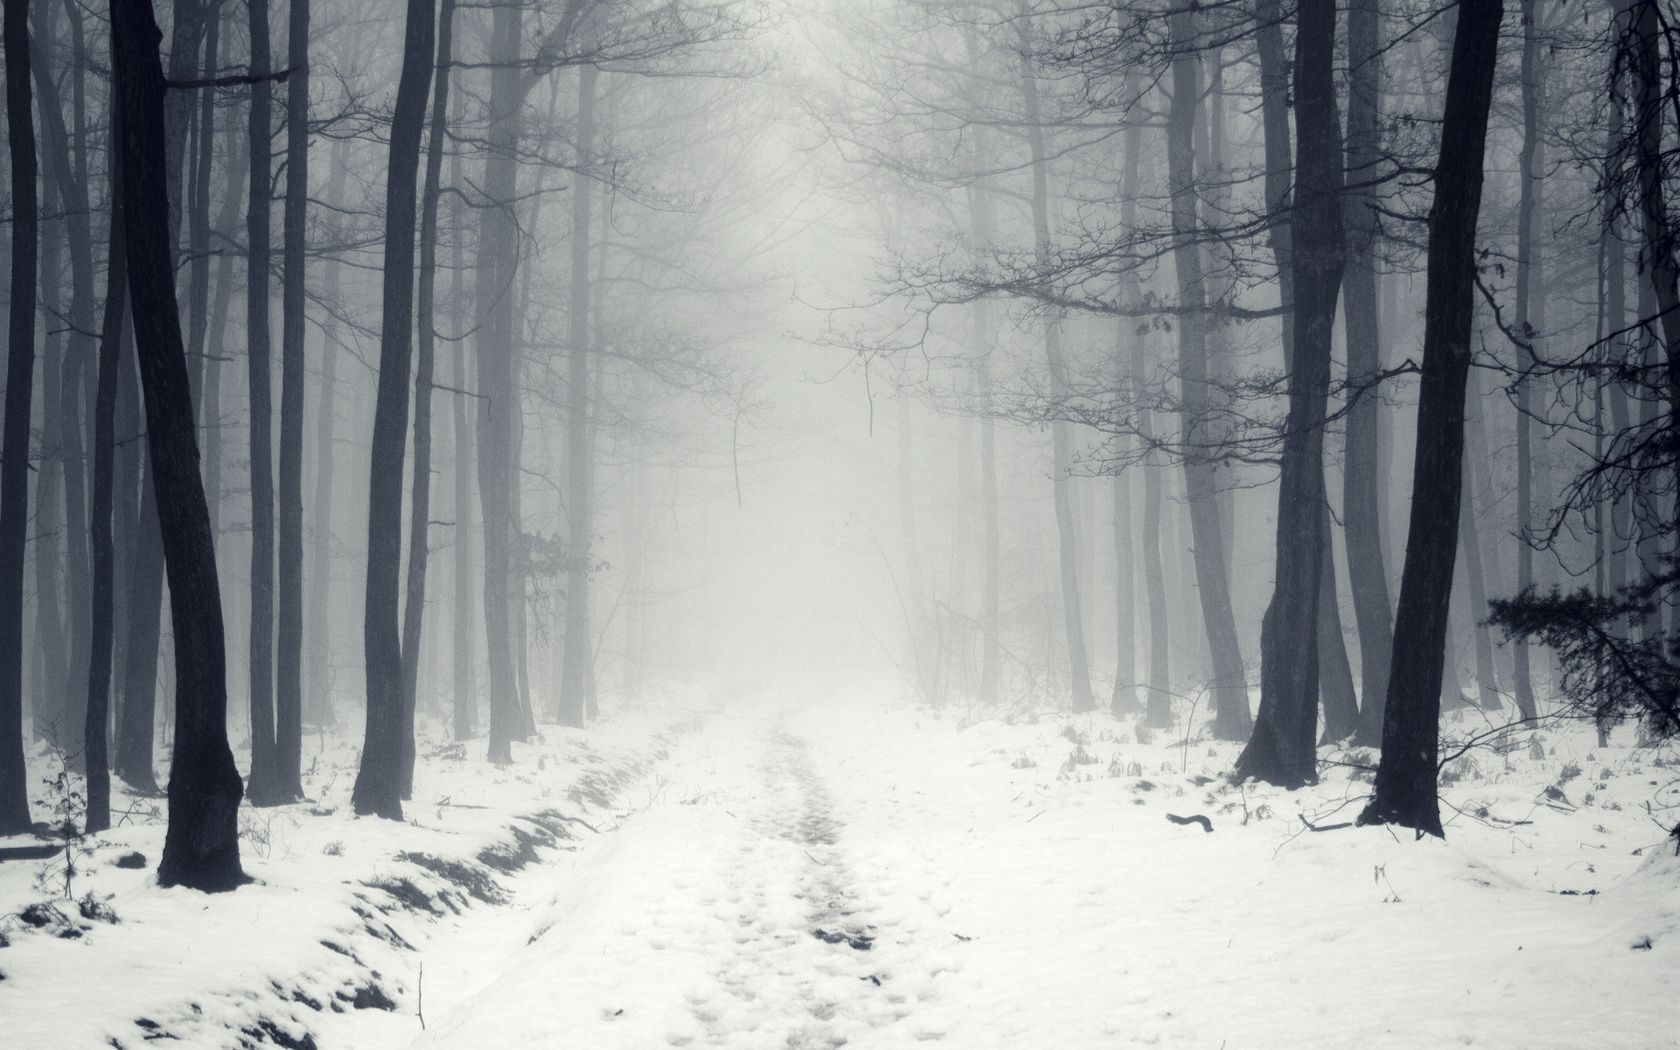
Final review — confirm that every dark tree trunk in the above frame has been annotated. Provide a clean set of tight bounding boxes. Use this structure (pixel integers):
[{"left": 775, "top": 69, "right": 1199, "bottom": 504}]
[
  {"left": 401, "top": 0, "right": 456, "bottom": 796},
  {"left": 1359, "top": 0, "right": 1503, "bottom": 838},
  {"left": 111, "top": 0, "right": 246, "bottom": 891},
  {"left": 1167, "top": 4, "right": 1249, "bottom": 737},
  {"left": 114, "top": 458, "right": 164, "bottom": 792},
  {"left": 59, "top": 0, "right": 95, "bottom": 752},
  {"left": 273, "top": 0, "right": 310, "bottom": 802},
  {"left": 1343, "top": 0, "right": 1396, "bottom": 742},
  {"left": 34, "top": 23, "right": 98, "bottom": 750},
  {"left": 1239, "top": 0, "right": 1345, "bottom": 788},
  {"left": 0, "top": 0, "right": 39, "bottom": 835},
  {"left": 85, "top": 116, "right": 128, "bottom": 837},
  {"left": 354, "top": 0, "right": 438, "bottom": 820},
  {"left": 1626, "top": 0, "right": 1680, "bottom": 553},
  {"left": 245, "top": 0, "right": 281, "bottom": 806}
]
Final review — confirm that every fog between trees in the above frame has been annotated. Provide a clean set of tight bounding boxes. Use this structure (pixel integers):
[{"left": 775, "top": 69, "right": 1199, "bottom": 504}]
[{"left": 1, "top": 0, "right": 1677, "bottom": 890}]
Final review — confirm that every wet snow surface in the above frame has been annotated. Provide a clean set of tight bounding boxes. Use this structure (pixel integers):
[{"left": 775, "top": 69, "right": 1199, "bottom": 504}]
[{"left": 3, "top": 691, "right": 1679, "bottom": 1048}]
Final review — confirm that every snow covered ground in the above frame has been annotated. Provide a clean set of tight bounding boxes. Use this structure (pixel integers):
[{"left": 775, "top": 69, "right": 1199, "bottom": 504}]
[{"left": 3, "top": 686, "right": 1677, "bottom": 1048}]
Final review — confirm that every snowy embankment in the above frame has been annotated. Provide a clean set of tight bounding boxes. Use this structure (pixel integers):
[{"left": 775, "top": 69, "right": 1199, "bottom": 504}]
[
  {"left": 3, "top": 688, "right": 1677, "bottom": 1049},
  {"left": 0, "top": 696, "right": 704, "bottom": 1048}
]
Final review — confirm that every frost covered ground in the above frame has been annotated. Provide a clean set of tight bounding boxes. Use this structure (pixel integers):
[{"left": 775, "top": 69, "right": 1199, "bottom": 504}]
[{"left": 2, "top": 686, "right": 1677, "bottom": 1048}]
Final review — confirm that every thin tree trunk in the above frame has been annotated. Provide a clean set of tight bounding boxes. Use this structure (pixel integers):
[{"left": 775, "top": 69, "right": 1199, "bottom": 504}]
[
  {"left": 1635, "top": 259, "right": 1662, "bottom": 641},
  {"left": 1510, "top": 0, "right": 1542, "bottom": 722},
  {"left": 449, "top": 100, "right": 476, "bottom": 740},
  {"left": 35, "top": 21, "right": 98, "bottom": 750},
  {"left": 1113, "top": 105, "right": 1145, "bottom": 719},
  {"left": 1459, "top": 375, "right": 1500, "bottom": 710},
  {"left": 272, "top": 0, "right": 308, "bottom": 802},
  {"left": 245, "top": 0, "right": 280, "bottom": 805},
  {"left": 478, "top": 1, "right": 522, "bottom": 763},
  {"left": 1343, "top": 0, "right": 1396, "bottom": 740},
  {"left": 512, "top": 408, "right": 535, "bottom": 732},
  {"left": 185, "top": 4, "right": 219, "bottom": 417},
  {"left": 400, "top": 0, "right": 456, "bottom": 796},
  {"left": 308, "top": 139, "right": 347, "bottom": 729},
  {"left": 1604, "top": 59, "right": 1632, "bottom": 603},
  {"left": 163, "top": 0, "right": 206, "bottom": 244},
  {"left": 115, "top": 48, "right": 176, "bottom": 780},
  {"left": 621, "top": 443, "right": 646, "bottom": 701},
  {"left": 897, "top": 393, "right": 934, "bottom": 700},
  {"left": 116, "top": 452, "right": 164, "bottom": 791},
  {"left": 1318, "top": 512, "right": 1360, "bottom": 741},
  {"left": 1360, "top": 0, "right": 1503, "bottom": 837},
  {"left": 204, "top": 86, "right": 248, "bottom": 539},
  {"left": 354, "top": 0, "right": 438, "bottom": 820},
  {"left": 85, "top": 115, "right": 127, "bottom": 836},
  {"left": 1015, "top": 16, "right": 1095, "bottom": 713},
  {"left": 1124, "top": 105, "right": 1172, "bottom": 725},
  {"left": 976, "top": 349, "right": 1001, "bottom": 708},
  {"left": 112, "top": 0, "right": 246, "bottom": 891},
  {"left": 1111, "top": 396, "right": 1138, "bottom": 717},
  {"left": 1204, "top": 51, "right": 1237, "bottom": 574},
  {"left": 962, "top": 30, "right": 1001, "bottom": 707},
  {"left": 34, "top": 76, "right": 69, "bottom": 751},
  {"left": 1166, "top": 4, "right": 1249, "bottom": 737},
  {"left": 59, "top": 2, "right": 93, "bottom": 765},
  {"left": 1239, "top": 0, "right": 1345, "bottom": 788},
  {"left": 0, "top": 0, "right": 40, "bottom": 834},
  {"left": 559, "top": 62, "right": 598, "bottom": 728}
]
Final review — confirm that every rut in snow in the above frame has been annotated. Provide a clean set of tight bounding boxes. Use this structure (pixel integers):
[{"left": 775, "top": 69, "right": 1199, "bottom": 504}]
[
  {"left": 672, "top": 723, "right": 909, "bottom": 1048},
  {"left": 768, "top": 730, "right": 876, "bottom": 953}
]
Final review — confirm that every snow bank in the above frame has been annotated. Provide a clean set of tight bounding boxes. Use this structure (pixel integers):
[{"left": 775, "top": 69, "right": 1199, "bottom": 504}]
[{"left": 0, "top": 698, "right": 702, "bottom": 1049}]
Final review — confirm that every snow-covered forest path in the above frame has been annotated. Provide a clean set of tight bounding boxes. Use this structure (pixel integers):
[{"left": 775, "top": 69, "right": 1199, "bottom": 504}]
[
  {"left": 333, "top": 696, "right": 1675, "bottom": 1050},
  {"left": 405, "top": 705, "right": 949, "bottom": 1048}
]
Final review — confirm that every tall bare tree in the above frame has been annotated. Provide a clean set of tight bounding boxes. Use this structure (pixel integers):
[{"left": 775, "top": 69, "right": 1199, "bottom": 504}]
[
  {"left": 0, "top": 0, "right": 38, "bottom": 835},
  {"left": 111, "top": 0, "right": 246, "bottom": 890},
  {"left": 355, "top": 0, "right": 439, "bottom": 819},
  {"left": 1361, "top": 0, "right": 1504, "bottom": 837}
]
